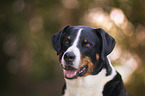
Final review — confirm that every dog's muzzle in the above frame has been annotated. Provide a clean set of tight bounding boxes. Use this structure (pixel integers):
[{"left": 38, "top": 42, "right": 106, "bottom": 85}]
[
  {"left": 61, "top": 52, "right": 88, "bottom": 79},
  {"left": 62, "top": 64, "right": 88, "bottom": 79}
]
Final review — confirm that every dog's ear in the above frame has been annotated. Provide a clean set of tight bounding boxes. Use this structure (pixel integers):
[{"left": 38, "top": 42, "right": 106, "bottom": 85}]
[
  {"left": 95, "top": 28, "right": 116, "bottom": 61},
  {"left": 51, "top": 25, "right": 71, "bottom": 55}
]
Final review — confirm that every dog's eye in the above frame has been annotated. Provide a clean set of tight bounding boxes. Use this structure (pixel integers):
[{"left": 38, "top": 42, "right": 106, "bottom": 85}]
[
  {"left": 83, "top": 42, "right": 91, "bottom": 47},
  {"left": 85, "top": 43, "right": 91, "bottom": 47},
  {"left": 65, "top": 40, "right": 69, "bottom": 45}
]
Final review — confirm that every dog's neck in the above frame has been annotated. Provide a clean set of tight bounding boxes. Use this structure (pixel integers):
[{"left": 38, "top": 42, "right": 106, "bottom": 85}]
[{"left": 63, "top": 57, "right": 117, "bottom": 96}]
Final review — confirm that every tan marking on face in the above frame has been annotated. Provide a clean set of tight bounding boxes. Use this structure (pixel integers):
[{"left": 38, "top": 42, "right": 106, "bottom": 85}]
[
  {"left": 84, "top": 39, "right": 87, "bottom": 42},
  {"left": 68, "top": 36, "right": 70, "bottom": 39},
  {"left": 59, "top": 52, "right": 62, "bottom": 56},
  {"left": 96, "top": 54, "right": 99, "bottom": 61},
  {"left": 80, "top": 56, "right": 94, "bottom": 77}
]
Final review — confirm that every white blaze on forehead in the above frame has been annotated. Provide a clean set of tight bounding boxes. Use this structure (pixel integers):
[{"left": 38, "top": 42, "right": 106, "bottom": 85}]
[
  {"left": 61, "top": 29, "right": 82, "bottom": 69},
  {"left": 72, "top": 29, "right": 82, "bottom": 47}
]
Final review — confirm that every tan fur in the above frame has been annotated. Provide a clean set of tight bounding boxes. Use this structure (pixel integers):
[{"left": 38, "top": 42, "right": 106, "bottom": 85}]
[
  {"left": 68, "top": 36, "right": 70, "bottom": 39},
  {"left": 80, "top": 56, "right": 94, "bottom": 76},
  {"left": 96, "top": 54, "right": 99, "bottom": 61},
  {"left": 84, "top": 39, "right": 88, "bottom": 42},
  {"left": 59, "top": 52, "right": 62, "bottom": 56}
]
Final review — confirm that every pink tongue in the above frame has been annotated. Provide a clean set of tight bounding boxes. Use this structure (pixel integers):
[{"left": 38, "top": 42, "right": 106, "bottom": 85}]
[{"left": 64, "top": 70, "right": 77, "bottom": 78}]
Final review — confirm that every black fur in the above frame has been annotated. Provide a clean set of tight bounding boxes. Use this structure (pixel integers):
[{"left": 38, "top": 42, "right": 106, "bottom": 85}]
[
  {"left": 103, "top": 72, "right": 130, "bottom": 96},
  {"left": 51, "top": 25, "right": 130, "bottom": 96},
  {"left": 51, "top": 25, "right": 71, "bottom": 55},
  {"left": 62, "top": 82, "right": 66, "bottom": 95}
]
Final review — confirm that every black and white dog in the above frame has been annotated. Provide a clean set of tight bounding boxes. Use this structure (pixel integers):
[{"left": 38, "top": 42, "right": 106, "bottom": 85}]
[{"left": 51, "top": 25, "right": 130, "bottom": 96}]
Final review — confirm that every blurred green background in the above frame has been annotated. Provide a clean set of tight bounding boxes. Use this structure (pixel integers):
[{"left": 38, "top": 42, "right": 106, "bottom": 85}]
[{"left": 0, "top": 0, "right": 145, "bottom": 96}]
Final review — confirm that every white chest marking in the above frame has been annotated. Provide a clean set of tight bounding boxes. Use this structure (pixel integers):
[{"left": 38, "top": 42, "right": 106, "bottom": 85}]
[
  {"left": 63, "top": 57, "right": 117, "bottom": 96},
  {"left": 61, "top": 29, "right": 82, "bottom": 69}
]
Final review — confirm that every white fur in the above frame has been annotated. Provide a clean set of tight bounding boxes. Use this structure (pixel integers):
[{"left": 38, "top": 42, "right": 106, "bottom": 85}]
[
  {"left": 61, "top": 28, "right": 117, "bottom": 96},
  {"left": 63, "top": 57, "right": 117, "bottom": 96},
  {"left": 61, "top": 29, "right": 82, "bottom": 69}
]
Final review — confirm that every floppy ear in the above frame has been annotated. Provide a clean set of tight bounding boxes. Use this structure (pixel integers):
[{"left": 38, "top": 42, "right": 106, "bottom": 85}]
[
  {"left": 51, "top": 25, "right": 71, "bottom": 55},
  {"left": 95, "top": 28, "right": 116, "bottom": 61}
]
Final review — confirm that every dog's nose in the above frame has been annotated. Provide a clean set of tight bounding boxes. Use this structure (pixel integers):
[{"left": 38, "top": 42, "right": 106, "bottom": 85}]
[{"left": 64, "top": 52, "right": 75, "bottom": 63}]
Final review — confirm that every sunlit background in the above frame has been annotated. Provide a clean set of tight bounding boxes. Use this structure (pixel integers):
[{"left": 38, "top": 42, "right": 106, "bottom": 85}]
[{"left": 0, "top": 0, "right": 145, "bottom": 96}]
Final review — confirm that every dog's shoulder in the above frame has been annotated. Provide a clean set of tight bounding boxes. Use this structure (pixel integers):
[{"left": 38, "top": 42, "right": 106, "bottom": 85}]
[{"left": 103, "top": 72, "right": 130, "bottom": 96}]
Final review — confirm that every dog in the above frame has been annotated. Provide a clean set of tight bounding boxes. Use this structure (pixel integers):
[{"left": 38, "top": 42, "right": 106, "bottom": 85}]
[{"left": 51, "top": 25, "right": 130, "bottom": 96}]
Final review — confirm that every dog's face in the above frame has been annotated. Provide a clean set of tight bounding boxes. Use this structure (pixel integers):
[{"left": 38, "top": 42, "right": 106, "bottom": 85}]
[{"left": 51, "top": 25, "right": 115, "bottom": 79}]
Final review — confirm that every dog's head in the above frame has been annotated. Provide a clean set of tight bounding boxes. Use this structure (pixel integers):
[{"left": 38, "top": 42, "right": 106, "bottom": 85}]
[{"left": 51, "top": 25, "right": 115, "bottom": 79}]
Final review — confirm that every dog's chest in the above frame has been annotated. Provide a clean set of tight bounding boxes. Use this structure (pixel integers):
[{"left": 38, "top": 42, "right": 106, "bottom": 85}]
[
  {"left": 63, "top": 69, "right": 116, "bottom": 96},
  {"left": 64, "top": 80, "right": 103, "bottom": 96}
]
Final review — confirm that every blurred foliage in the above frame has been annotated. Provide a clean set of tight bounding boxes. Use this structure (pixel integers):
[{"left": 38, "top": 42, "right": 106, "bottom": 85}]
[{"left": 0, "top": 0, "right": 145, "bottom": 96}]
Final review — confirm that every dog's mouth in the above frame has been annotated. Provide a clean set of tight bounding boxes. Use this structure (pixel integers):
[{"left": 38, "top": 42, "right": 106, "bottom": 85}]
[{"left": 63, "top": 65, "right": 88, "bottom": 79}]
